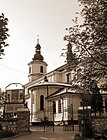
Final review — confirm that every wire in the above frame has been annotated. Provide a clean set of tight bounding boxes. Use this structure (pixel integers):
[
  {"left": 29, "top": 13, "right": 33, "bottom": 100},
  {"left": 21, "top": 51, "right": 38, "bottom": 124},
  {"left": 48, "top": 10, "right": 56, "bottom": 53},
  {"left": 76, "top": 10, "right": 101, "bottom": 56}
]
[{"left": 0, "top": 63, "right": 28, "bottom": 74}]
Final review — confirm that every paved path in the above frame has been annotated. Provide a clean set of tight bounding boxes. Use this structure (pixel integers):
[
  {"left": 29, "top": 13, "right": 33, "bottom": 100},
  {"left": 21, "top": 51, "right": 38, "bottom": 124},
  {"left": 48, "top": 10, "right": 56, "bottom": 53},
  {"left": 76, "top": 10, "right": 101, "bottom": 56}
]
[
  {"left": 10, "top": 131, "right": 76, "bottom": 140},
  {"left": 4, "top": 126, "right": 79, "bottom": 140}
]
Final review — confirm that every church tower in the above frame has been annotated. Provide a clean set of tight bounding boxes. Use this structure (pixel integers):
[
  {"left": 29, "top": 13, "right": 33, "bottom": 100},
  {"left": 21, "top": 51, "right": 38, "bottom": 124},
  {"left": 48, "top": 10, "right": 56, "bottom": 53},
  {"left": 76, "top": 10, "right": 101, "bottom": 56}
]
[{"left": 28, "top": 39, "right": 48, "bottom": 82}]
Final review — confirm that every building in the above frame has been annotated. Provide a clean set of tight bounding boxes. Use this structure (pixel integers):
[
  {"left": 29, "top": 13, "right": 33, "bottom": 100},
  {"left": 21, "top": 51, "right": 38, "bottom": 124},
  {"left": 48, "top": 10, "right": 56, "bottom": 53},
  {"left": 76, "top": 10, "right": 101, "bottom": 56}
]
[
  {"left": 25, "top": 39, "right": 82, "bottom": 125},
  {"left": 25, "top": 39, "right": 107, "bottom": 125},
  {"left": 4, "top": 83, "right": 25, "bottom": 118}
]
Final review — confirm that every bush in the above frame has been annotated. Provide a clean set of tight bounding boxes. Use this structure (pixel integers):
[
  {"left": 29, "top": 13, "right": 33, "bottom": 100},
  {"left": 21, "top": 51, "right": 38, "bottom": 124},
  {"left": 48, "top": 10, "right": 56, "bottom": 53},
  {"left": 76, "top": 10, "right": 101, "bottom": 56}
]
[
  {"left": 74, "top": 133, "right": 84, "bottom": 140},
  {"left": 0, "top": 124, "right": 2, "bottom": 130},
  {"left": 0, "top": 130, "right": 15, "bottom": 138}
]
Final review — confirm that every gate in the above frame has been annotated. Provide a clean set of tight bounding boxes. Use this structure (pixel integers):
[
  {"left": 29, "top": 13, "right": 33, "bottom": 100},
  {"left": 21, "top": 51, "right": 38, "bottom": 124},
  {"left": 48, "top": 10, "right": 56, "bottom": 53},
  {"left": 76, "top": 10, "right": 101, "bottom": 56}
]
[
  {"left": 63, "top": 120, "right": 79, "bottom": 131},
  {"left": 63, "top": 125, "right": 74, "bottom": 131},
  {"left": 31, "top": 108, "right": 54, "bottom": 132}
]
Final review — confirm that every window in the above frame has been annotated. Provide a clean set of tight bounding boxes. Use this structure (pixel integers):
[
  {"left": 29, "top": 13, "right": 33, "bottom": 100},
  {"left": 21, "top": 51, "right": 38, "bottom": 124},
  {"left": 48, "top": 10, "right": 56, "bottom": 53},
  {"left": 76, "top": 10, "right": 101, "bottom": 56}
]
[
  {"left": 77, "top": 68, "right": 81, "bottom": 80},
  {"left": 66, "top": 73, "right": 71, "bottom": 83},
  {"left": 7, "top": 94, "right": 10, "bottom": 102},
  {"left": 11, "top": 90, "right": 18, "bottom": 102},
  {"left": 53, "top": 101, "right": 56, "bottom": 114},
  {"left": 40, "top": 66, "right": 43, "bottom": 73},
  {"left": 80, "top": 102, "right": 83, "bottom": 107},
  {"left": 20, "top": 93, "right": 24, "bottom": 101},
  {"left": 58, "top": 100, "right": 62, "bottom": 113},
  {"left": 105, "top": 99, "right": 107, "bottom": 112},
  {"left": 29, "top": 67, "right": 31, "bottom": 73},
  {"left": 40, "top": 95, "right": 44, "bottom": 110}
]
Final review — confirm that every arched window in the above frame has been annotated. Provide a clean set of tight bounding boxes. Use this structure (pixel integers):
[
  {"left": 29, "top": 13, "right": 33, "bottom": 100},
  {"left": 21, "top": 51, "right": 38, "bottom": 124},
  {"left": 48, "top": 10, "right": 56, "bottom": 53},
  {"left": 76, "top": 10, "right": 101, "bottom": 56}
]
[
  {"left": 58, "top": 100, "right": 62, "bottom": 113},
  {"left": 53, "top": 101, "right": 56, "bottom": 114},
  {"left": 40, "top": 95, "right": 44, "bottom": 110},
  {"left": 40, "top": 66, "right": 43, "bottom": 73},
  {"left": 66, "top": 73, "right": 71, "bottom": 83}
]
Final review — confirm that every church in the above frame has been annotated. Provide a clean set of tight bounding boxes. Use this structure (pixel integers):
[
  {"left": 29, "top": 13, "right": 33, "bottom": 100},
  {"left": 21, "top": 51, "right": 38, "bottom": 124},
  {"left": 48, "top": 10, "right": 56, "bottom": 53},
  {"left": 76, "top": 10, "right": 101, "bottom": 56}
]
[
  {"left": 24, "top": 39, "right": 82, "bottom": 125},
  {"left": 24, "top": 39, "right": 107, "bottom": 125}
]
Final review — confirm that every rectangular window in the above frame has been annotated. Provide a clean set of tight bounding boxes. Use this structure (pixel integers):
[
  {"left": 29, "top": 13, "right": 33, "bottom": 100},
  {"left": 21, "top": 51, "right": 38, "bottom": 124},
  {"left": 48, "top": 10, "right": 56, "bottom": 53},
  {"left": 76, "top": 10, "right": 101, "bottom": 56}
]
[
  {"left": 11, "top": 90, "right": 18, "bottom": 102},
  {"left": 40, "top": 66, "right": 43, "bottom": 73},
  {"left": 20, "top": 93, "right": 24, "bottom": 101},
  {"left": 58, "top": 100, "right": 62, "bottom": 113},
  {"left": 7, "top": 94, "right": 10, "bottom": 102},
  {"left": 29, "top": 67, "right": 31, "bottom": 73},
  {"left": 105, "top": 99, "right": 107, "bottom": 112},
  {"left": 53, "top": 101, "right": 56, "bottom": 114}
]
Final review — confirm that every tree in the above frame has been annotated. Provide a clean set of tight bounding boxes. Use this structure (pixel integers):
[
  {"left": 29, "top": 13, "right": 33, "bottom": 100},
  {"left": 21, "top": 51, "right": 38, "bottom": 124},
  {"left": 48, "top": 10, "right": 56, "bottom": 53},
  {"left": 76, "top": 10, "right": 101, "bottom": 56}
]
[
  {"left": 0, "top": 13, "right": 9, "bottom": 109},
  {"left": 90, "top": 80, "right": 103, "bottom": 115},
  {"left": 64, "top": 0, "right": 107, "bottom": 75},
  {"left": 64, "top": 0, "right": 106, "bottom": 112},
  {"left": 0, "top": 13, "right": 9, "bottom": 58}
]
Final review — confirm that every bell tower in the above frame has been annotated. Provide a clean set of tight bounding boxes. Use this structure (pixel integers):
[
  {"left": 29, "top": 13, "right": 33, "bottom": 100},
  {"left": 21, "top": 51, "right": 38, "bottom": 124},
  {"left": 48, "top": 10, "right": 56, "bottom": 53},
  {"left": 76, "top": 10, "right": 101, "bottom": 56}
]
[{"left": 28, "top": 38, "right": 48, "bottom": 82}]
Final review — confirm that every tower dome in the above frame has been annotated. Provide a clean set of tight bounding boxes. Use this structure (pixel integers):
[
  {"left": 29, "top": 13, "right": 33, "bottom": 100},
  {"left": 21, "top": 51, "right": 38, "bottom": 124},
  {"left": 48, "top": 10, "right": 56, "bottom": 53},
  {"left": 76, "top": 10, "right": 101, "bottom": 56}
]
[{"left": 32, "top": 39, "right": 44, "bottom": 61}]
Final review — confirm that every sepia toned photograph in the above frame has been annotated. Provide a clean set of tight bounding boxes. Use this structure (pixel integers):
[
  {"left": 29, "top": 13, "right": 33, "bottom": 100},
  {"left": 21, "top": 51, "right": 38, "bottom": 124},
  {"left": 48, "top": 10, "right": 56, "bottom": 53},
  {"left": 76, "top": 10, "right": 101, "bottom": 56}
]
[{"left": 0, "top": 0, "right": 107, "bottom": 139}]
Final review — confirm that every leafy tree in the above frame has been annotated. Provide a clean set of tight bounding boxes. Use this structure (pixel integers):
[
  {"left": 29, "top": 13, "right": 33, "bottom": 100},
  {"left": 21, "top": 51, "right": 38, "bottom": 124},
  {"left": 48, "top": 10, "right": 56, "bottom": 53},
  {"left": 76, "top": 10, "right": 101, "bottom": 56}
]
[
  {"left": 90, "top": 80, "right": 103, "bottom": 115},
  {"left": 64, "top": 0, "right": 106, "bottom": 113},
  {"left": 64, "top": 0, "right": 107, "bottom": 75},
  {"left": 0, "top": 13, "right": 9, "bottom": 58},
  {"left": 0, "top": 13, "right": 9, "bottom": 110}
]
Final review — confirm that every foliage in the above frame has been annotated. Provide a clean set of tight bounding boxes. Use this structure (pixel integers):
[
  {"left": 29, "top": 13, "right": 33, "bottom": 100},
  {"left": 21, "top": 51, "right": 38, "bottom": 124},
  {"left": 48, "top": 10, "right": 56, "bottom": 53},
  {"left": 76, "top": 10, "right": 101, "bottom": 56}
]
[
  {"left": 90, "top": 80, "right": 103, "bottom": 114},
  {"left": 63, "top": 0, "right": 106, "bottom": 113},
  {"left": 64, "top": 0, "right": 107, "bottom": 77},
  {"left": 0, "top": 130, "right": 15, "bottom": 138},
  {"left": 0, "top": 13, "right": 9, "bottom": 58},
  {"left": 0, "top": 92, "right": 6, "bottom": 114}
]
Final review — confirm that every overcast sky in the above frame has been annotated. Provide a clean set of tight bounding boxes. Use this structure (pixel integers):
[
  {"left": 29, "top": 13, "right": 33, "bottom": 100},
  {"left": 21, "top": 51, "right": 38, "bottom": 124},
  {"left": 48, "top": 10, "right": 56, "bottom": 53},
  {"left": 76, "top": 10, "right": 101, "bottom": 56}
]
[{"left": 0, "top": 0, "right": 82, "bottom": 90}]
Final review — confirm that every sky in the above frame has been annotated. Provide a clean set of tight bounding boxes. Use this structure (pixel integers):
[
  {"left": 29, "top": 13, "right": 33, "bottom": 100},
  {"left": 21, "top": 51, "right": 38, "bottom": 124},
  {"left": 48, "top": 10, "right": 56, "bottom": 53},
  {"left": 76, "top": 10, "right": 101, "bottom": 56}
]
[{"left": 0, "top": 0, "right": 82, "bottom": 90}]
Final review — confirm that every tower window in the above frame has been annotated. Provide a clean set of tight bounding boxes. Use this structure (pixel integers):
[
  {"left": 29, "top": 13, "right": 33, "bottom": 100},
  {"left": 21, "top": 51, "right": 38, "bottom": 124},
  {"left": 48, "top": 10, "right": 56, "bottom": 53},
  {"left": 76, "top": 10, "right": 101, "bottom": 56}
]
[
  {"left": 40, "top": 95, "right": 44, "bottom": 110},
  {"left": 29, "top": 67, "right": 31, "bottom": 73},
  {"left": 40, "top": 66, "right": 43, "bottom": 73}
]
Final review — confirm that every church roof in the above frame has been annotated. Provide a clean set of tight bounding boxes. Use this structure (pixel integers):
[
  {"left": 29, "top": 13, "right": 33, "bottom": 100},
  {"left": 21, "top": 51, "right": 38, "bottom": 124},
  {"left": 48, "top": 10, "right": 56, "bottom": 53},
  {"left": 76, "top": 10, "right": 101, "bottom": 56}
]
[
  {"left": 28, "top": 82, "right": 71, "bottom": 91},
  {"left": 45, "top": 88, "right": 77, "bottom": 100}
]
